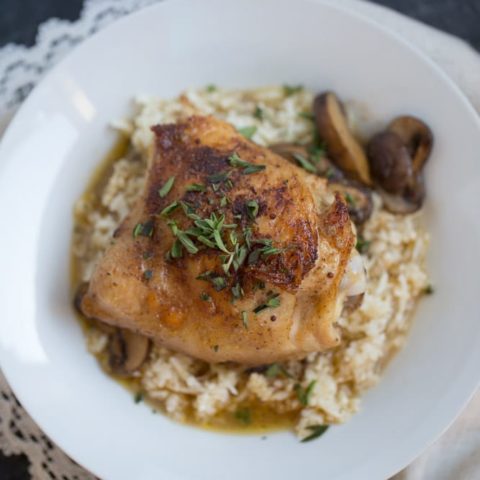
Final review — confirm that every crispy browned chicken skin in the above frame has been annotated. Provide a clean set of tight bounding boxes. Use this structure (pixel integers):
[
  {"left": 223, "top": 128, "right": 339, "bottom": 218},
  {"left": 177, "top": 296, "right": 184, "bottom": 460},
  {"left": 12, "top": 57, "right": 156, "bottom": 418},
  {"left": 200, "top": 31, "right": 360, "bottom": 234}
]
[{"left": 79, "top": 116, "right": 360, "bottom": 365}]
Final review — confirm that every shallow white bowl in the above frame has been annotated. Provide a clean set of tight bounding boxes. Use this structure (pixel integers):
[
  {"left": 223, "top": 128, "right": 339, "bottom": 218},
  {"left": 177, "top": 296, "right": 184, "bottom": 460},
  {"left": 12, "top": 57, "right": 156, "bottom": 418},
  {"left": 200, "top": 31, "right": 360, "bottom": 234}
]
[{"left": 1, "top": 0, "right": 480, "bottom": 478}]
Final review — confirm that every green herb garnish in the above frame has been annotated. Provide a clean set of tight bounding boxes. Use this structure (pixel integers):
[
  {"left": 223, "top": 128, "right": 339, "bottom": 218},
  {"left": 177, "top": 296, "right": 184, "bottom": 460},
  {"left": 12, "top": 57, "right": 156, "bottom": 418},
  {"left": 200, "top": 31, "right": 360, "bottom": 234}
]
[
  {"left": 301, "top": 425, "right": 329, "bottom": 442},
  {"left": 283, "top": 84, "right": 303, "bottom": 96},
  {"left": 207, "top": 171, "right": 231, "bottom": 184},
  {"left": 265, "top": 363, "right": 292, "bottom": 379},
  {"left": 232, "top": 282, "right": 244, "bottom": 300},
  {"left": 132, "top": 220, "right": 154, "bottom": 238},
  {"left": 237, "top": 125, "right": 257, "bottom": 139},
  {"left": 299, "top": 111, "right": 314, "bottom": 121},
  {"left": 167, "top": 220, "right": 199, "bottom": 254},
  {"left": 228, "top": 152, "right": 266, "bottom": 174},
  {"left": 356, "top": 235, "right": 371, "bottom": 254},
  {"left": 220, "top": 196, "right": 228, "bottom": 207},
  {"left": 253, "top": 293, "right": 281, "bottom": 314},
  {"left": 295, "top": 380, "right": 316, "bottom": 406},
  {"left": 170, "top": 239, "right": 183, "bottom": 258},
  {"left": 206, "top": 84, "right": 217, "bottom": 92},
  {"left": 293, "top": 153, "right": 316, "bottom": 173},
  {"left": 160, "top": 200, "right": 180, "bottom": 217},
  {"left": 234, "top": 408, "right": 252, "bottom": 425},
  {"left": 158, "top": 176, "right": 175, "bottom": 198},
  {"left": 246, "top": 200, "right": 259, "bottom": 219},
  {"left": 241, "top": 311, "right": 249, "bottom": 329},
  {"left": 345, "top": 192, "right": 356, "bottom": 207},
  {"left": 200, "top": 292, "right": 211, "bottom": 301},
  {"left": 186, "top": 183, "right": 207, "bottom": 192},
  {"left": 253, "top": 105, "right": 264, "bottom": 120}
]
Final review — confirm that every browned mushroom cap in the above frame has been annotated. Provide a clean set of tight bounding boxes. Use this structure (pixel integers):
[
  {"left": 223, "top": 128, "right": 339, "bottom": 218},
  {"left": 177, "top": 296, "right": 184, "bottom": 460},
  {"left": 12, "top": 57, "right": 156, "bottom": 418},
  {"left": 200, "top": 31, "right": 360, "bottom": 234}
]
[
  {"left": 314, "top": 92, "right": 372, "bottom": 185},
  {"left": 269, "top": 142, "right": 344, "bottom": 181},
  {"left": 388, "top": 116, "right": 433, "bottom": 172},
  {"left": 108, "top": 329, "right": 151, "bottom": 376},
  {"left": 329, "top": 181, "right": 373, "bottom": 226},
  {"left": 367, "top": 131, "right": 413, "bottom": 194}
]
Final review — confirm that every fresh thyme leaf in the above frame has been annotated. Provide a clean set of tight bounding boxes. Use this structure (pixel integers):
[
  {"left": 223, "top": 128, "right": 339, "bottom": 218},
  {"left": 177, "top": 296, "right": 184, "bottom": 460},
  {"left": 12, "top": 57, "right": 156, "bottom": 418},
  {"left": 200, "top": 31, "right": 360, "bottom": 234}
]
[
  {"left": 228, "top": 152, "right": 265, "bottom": 174},
  {"left": 158, "top": 176, "right": 175, "bottom": 198},
  {"left": 143, "top": 270, "right": 153, "bottom": 280},
  {"left": 309, "top": 145, "right": 326, "bottom": 162},
  {"left": 246, "top": 200, "right": 259, "bottom": 219},
  {"left": 253, "top": 105, "right": 264, "bottom": 120},
  {"left": 234, "top": 408, "right": 252, "bottom": 425},
  {"left": 212, "top": 276, "right": 227, "bottom": 291},
  {"left": 132, "top": 220, "right": 154, "bottom": 238},
  {"left": 134, "top": 392, "right": 143, "bottom": 404},
  {"left": 160, "top": 201, "right": 180, "bottom": 217},
  {"left": 200, "top": 292, "right": 211, "bottom": 301},
  {"left": 220, "top": 196, "right": 228, "bottom": 207},
  {"left": 206, "top": 84, "right": 217, "bottom": 92},
  {"left": 170, "top": 239, "right": 183, "bottom": 258},
  {"left": 253, "top": 293, "right": 281, "bottom": 314},
  {"left": 355, "top": 235, "right": 371, "bottom": 254},
  {"left": 283, "top": 84, "right": 303, "bottom": 96},
  {"left": 345, "top": 192, "right": 356, "bottom": 207},
  {"left": 186, "top": 183, "right": 207, "bottom": 192},
  {"left": 237, "top": 125, "right": 257, "bottom": 139},
  {"left": 424, "top": 284, "right": 435, "bottom": 295},
  {"left": 243, "top": 227, "right": 253, "bottom": 249},
  {"left": 293, "top": 153, "right": 316, "bottom": 173},
  {"left": 295, "top": 380, "right": 316, "bottom": 406},
  {"left": 241, "top": 311, "right": 249, "bottom": 329},
  {"left": 197, "top": 235, "right": 216, "bottom": 248},
  {"left": 213, "top": 229, "right": 230, "bottom": 254},
  {"left": 265, "top": 363, "right": 292, "bottom": 379},
  {"left": 207, "top": 171, "right": 230, "bottom": 184},
  {"left": 232, "top": 282, "right": 244, "bottom": 300},
  {"left": 301, "top": 425, "right": 329, "bottom": 443},
  {"left": 247, "top": 248, "right": 262, "bottom": 265},
  {"left": 299, "top": 111, "right": 314, "bottom": 121}
]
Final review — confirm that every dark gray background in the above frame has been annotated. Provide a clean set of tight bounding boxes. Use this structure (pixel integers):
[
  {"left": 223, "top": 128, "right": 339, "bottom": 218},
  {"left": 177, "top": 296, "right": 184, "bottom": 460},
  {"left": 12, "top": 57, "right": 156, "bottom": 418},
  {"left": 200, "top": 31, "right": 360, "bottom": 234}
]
[{"left": 1, "top": 0, "right": 480, "bottom": 478}]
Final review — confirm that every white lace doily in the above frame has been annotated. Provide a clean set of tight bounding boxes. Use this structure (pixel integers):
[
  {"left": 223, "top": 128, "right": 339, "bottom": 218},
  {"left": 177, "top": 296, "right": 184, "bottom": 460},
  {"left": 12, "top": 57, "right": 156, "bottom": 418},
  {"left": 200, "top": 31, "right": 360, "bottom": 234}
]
[{"left": 1, "top": 1, "right": 480, "bottom": 479}]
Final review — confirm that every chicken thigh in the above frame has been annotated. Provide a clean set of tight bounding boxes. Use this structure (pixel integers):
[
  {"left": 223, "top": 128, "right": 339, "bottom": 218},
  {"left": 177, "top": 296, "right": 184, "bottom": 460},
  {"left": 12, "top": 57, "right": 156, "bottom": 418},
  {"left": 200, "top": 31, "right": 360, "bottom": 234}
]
[{"left": 78, "top": 115, "right": 364, "bottom": 365}]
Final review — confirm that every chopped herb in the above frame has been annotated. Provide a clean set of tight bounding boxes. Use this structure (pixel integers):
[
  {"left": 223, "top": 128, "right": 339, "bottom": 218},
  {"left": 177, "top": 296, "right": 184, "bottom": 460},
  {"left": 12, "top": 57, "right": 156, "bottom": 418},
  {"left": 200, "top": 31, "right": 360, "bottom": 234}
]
[
  {"left": 186, "top": 183, "right": 207, "bottom": 192},
  {"left": 237, "top": 125, "right": 257, "bottom": 139},
  {"left": 424, "top": 284, "right": 435, "bottom": 295},
  {"left": 234, "top": 408, "right": 252, "bottom": 425},
  {"left": 299, "top": 111, "right": 314, "bottom": 121},
  {"left": 246, "top": 200, "right": 259, "bottom": 219},
  {"left": 170, "top": 239, "right": 183, "bottom": 258},
  {"left": 206, "top": 84, "right": 217, "bottom": 92},
  {"left": 134, "top": 392, "right": 143, "bottom": 404},
  {"left": 295, "top": 380, "right": 316, "bottom": 406},
  {"left": 158, "top": 176, "right": 175, "bottom": 198},
  {"left": 253, "top": 280, "right": 266, "bottom": 291},
  {"left": 228, "top": 152, "right": 266, "bottom": 174},
  {"left": 283, "top": 84, "right": 303, "bottom": 96},
  {"left": 301, "top": 425, "right": 329, "bottom": 442},
  {"left": 345, "top": 192, "right": 356, "bottom": 207},
  {"left": 253, "top": 105, "right": 264, "bottom": 120},
  {"left": 265, "top": 363, "right": 292, "bottom": 379},
  {"left": 143, "top": 270, "right": 153, "bottom": 280},
  {"left": 253, "top": 293, "right": 281, "bottom": 314},
  {"left": 213, "top": 344, "right": 219, "bottom": 352},
  {"left": 132, "top": 220, "right": 154, "bottom": 238},
  {"left": 293, "top": 153, "right": 316, "bottom": 173},
  {"left": 200, "top": 292, "right": 211, "bottom": 301},
  {"left": 241, "top": 311, "right": 249, "bottom": 329},
  {"left": 160, "top": 200, "right": 180, "bottom": 217},
  {"left": 197, "top": 272, "right": 227, "bottom": 291},
  {"left": 220, "top": 196, "right": 228, "bottom": 207},
  {"left": 232, "top": 282, "right": 244, "bottom": 300},
  {"left": 356, "top": 235, "right": 371, "bottom": 254},
  {"left": 207, "top": 171, "right": 230, "bottom": 184},
  {"left": 247, "top": 248, "right": 262, "bottom": 265},
  {"left": 167, "top": 221, "right": 199, "bottom": 254},
  {"left": 309, "top": 145, "right": 326, "bottom": 162}
]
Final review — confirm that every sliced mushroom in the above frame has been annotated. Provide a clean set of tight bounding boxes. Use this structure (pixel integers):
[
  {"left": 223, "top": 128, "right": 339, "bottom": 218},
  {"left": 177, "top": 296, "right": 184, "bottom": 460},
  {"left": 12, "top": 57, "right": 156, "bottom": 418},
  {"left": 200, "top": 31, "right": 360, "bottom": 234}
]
[
  {"left": 313, "top": 92, "right": 372, "bottom": 185},
  {"left": 367, "top": 131, "right": 413, "bottom": 194},
  {"left": 388, "top": 116, "right": 433, "bottom": 172},
  {"left": 328, "top": 180, "right": 373, "bottom": 226},
  {"left": 269, "top": 142, "right": 344, "bottom": 181},
  {"left": 108, "top": 328, "right": 151, "bottom": 376},
  {"left": 367, "top": 115, "right": 432, "bottom": 214}
]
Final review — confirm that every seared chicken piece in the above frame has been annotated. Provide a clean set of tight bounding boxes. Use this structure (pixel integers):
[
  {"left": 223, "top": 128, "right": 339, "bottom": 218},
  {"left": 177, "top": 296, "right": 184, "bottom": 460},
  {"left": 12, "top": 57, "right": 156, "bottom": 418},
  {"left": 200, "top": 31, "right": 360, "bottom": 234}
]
[{"left": 79, "top": 116, "right": 363, "bottom": 365}]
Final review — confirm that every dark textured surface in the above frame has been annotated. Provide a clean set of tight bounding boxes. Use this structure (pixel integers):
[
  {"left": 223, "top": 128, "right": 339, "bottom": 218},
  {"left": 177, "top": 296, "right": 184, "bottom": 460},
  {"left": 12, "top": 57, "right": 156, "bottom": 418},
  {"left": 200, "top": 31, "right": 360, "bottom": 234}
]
[{"left": 1, "top": 0, "right": 480, "bottom": 478}]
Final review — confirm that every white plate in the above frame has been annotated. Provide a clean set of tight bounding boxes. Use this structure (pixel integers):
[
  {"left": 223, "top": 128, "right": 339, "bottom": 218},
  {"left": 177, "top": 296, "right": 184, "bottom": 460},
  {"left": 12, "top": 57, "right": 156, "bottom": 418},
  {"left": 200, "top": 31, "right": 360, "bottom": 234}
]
[{"left": 1, "top": 0, "right": 480, "bottom": 479}]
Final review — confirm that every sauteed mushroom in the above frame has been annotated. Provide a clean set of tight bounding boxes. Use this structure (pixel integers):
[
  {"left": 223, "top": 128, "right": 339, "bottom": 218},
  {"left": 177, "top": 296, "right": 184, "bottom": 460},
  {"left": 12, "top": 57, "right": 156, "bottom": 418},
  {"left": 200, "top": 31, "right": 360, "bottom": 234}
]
[
  {"left": 367, "top": 115, "right": 432, "bottom": 214},
  {"left": 108, "top": 328, "right": 151, "bottom": 376},
  {"left": 313, "top": 92, "right": 372, "bottom": 185}
]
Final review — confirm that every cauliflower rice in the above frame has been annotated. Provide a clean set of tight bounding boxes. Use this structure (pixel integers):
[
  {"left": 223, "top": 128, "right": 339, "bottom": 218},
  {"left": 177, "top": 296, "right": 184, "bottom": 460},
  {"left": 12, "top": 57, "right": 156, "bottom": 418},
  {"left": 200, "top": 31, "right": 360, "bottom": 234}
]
[{"left": 72, "top": 86, "right": 429, "bottom": 438}]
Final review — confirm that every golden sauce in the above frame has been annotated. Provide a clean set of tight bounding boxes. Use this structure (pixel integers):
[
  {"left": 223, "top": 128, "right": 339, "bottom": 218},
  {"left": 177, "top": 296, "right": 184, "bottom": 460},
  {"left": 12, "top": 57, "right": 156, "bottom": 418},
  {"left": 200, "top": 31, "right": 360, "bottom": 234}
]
[{"left": 70, "top": 137, "right": 299, "bottom": 435}]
